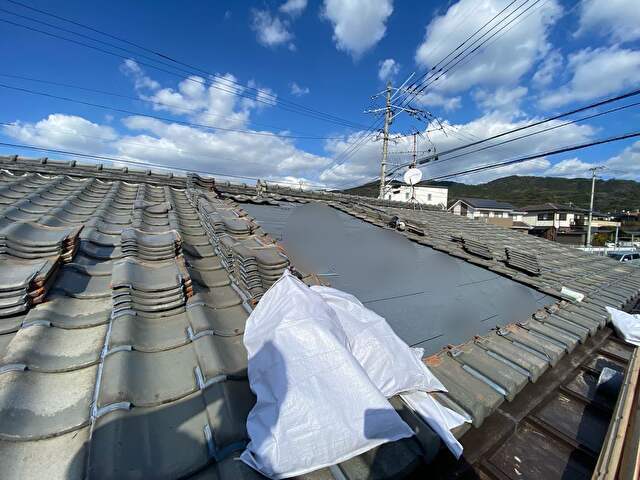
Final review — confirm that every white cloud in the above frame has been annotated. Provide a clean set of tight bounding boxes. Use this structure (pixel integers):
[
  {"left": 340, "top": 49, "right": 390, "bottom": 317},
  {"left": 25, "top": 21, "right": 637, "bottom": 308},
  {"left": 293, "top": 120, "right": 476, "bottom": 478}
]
[
  {"left": 322, "top": 0, "right": 393, "bottom": 59},
  {"left": 414, "top": 91, "right": 462, "bottom": 112},
  {"left": 378, "top": 58, "right": 400, "bottom": 81},
  {"left": 3, "top": 65, "right": 335, "bottom": 187},
  {"left": 280, "top": 0, "right": 307, "bottom": 17},
  {"left": 603, "top": 140, "right": 640, "bottom": 180},
  {"left": 119, "top": 59, "right": 160, "bottom": 91},
  {"left": 542, "top": 157, "right": 596, "bottom": 177},
  {"left": 319, "top": 109, "right": 598, "bottom": 186},
  {"left": 2, "top": 114, "right": 117, "bottom": 152},
  {"left": 418, "top": 112, "right": 595, "bottom": 183},
  {"left": 250, "top": 9, "right": 294, "bottom": 49},
  {"left": 290, "top": 82, "right": 310, "bottom": 96},
  {"left": 576, "top": 0, "right": 640, "bottom": 44},
  {"left": 414, "top": 0, "right": 562, "bottom": 94},
  {"left": 473, "top": 86, "right": 528, "bottom": 117},
  {"left": 532, "top": 50, "right": 563, "bottom": 88},
  {"left": 120, "top": 61, "right": 278, "bottom": 130},
  {"left": 539, "top": 45, "right": 640, "bottom": 109}
]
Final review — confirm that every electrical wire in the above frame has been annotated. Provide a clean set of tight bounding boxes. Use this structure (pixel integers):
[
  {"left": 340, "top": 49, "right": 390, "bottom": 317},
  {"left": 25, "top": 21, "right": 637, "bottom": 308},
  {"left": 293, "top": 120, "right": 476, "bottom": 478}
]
[
  {"left": 0, "top": 13, "right": 369, "bottom": 131},
  {"left": 4, "top": 0, "right": 370, "bottom": 129},
  {"left": 424, "top": 130, "right": 640, "bottom": 181},
  {"left": 0, "top": 83, "right": 349, "bottom": 140},
  {"left": 0, "top": 73, "right": 347, "bottom": 138},
  {"left": 0, "top": 141, "right": 331, "bottom": 189}
]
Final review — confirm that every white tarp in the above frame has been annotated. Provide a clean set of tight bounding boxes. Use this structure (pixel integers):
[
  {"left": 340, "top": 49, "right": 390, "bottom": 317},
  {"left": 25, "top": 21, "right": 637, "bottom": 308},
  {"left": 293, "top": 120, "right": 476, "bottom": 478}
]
[
  {"left": 240, "top": 271, "right": 413, "bottom": 479},
  {"left": 606, "top": 306, "right": 640, "bottom": 346},
  {"left": 311, "top": 285, "right": 446, "bottom": 396},
  {"left": 400, "top": 391, "right": 470, "bottom": 459}
]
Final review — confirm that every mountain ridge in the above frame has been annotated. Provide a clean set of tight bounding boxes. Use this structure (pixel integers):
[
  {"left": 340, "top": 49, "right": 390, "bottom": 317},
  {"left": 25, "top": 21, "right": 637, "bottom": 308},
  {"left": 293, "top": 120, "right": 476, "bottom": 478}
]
[{"left": 343, "top": 175, "right": 640, "bottom": 213}]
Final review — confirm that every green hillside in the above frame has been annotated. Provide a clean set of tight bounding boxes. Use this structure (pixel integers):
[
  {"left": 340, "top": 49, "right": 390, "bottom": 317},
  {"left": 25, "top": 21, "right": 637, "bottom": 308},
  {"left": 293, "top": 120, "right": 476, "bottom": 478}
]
[{"left": 343, "top": 175, "right": 640, "bottom": 213}]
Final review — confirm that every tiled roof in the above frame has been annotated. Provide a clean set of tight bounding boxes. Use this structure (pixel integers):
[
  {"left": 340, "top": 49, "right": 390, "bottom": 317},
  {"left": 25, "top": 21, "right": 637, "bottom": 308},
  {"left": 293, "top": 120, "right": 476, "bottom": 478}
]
[
  {"left": 455, "top": 197, "right": 515, "bottom": 210},
  {"left": 0, "top": 155, "right": 639, "bottom": 479},
  {"left": 521, "top": 202, "right": 588, "bottom": 212}
]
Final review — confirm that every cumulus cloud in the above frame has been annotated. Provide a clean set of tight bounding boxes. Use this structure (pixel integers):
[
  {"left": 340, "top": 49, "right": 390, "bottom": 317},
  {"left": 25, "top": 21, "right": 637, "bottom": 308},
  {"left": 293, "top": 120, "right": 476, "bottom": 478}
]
[
  {"left": 473, "top": 86, "right": 528, "bottom": 117},
  {"left": 322, "top": 0, "right": 393, "bottom": 59},
  {"left": 576, "top": 0, "right": 640, "bottom": 44},
  {"left": 603, "top": 140, "right": 640, "bottom": 180},
  {"left": 414, "top": 91, "right": 462, "bottom": 112},
  {"left": 120, "top": 61, "right": 277, "bottom": 130},
  {"left": 378, "top": 58, "right": 400, "bottom": 81},
  {"left": 2, "top": 114, "right": 118, "bottom": 152},
  {"left": 2, "top": 67, "right": 334, "bottom": 186},
  {"left": 532, "top": 50, "right": 563, "bottom": 88},
  {"left": 250, "top": 9, "right": 294, "bottom": 49},
  {"left": 414, "top": 0, "right": 562, "bottom": 94},
  {"left": 280, "top": 0, "right": 308, "bottom": 17},
  {"left": 120, "top": 59, "right": 160, "bottom": 91},
  {"left": 290, "top": 82, "right": 310, "bottom": 96},
  {"left": 319, "top": 109, "right": 597, "bottom": 186},
  {"left": 542, "top": 157, "right": 597, "bottom": 177},
  {"left": 539, "top": 45, "right": 640, "bottom": 109}
]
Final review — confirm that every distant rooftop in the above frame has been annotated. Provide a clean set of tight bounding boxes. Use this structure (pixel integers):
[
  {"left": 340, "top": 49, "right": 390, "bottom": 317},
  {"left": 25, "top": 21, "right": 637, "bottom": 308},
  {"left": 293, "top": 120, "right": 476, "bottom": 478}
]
[{"left": 454, "top": 197, "right": 515, "bottom": 210}]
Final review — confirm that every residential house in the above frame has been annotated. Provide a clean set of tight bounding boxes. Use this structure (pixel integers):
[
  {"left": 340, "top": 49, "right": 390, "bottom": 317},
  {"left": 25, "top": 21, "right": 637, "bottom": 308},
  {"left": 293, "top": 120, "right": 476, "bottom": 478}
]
[
  {"left": 448, "top": 197, "right": 529, "bottom": 230},
  {"left": 523, "top": 203, "right": 621, "bottom": 245}
]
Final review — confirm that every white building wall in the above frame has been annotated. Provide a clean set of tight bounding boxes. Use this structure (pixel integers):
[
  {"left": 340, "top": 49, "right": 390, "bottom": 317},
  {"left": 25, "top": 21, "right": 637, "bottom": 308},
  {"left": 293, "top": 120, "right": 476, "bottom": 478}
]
[{"left": 384, "top": 186, "right": 448, "bottom": 208}]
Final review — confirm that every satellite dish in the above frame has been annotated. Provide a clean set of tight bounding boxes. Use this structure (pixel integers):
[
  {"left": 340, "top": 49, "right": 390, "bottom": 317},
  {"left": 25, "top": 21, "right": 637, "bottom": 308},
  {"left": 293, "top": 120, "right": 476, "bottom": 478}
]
[{"left": 404, "top": 168, "right": 422, "bottom": 185}]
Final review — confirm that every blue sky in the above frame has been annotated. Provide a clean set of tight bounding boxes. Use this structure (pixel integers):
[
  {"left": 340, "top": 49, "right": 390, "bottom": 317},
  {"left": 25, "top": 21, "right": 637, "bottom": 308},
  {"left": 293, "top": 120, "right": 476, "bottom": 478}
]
[{"left": 1, "top": 0, "right": 639, "bottom": 188}]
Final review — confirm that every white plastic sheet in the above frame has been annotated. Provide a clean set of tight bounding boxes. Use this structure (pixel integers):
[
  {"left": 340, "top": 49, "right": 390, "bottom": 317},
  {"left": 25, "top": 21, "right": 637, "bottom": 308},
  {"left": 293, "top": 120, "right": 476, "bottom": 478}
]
[
  {"left": 606, "top": 306, "right": 640, "bottom": 346},
  {"left": 241, "top": 271, "right": 413, "bottom": 479},
  {"left": 400, "top": 391, "right": 471, "bottom": 459},
  {"left": 311, "top": 285, "right": 446, "bottom": 396}
]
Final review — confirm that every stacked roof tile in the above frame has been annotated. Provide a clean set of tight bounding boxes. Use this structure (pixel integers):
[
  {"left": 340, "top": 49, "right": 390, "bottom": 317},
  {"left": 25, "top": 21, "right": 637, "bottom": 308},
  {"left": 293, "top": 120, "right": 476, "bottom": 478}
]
[{"left": 0, "top": 155, "right": 639, "bottom": 479}]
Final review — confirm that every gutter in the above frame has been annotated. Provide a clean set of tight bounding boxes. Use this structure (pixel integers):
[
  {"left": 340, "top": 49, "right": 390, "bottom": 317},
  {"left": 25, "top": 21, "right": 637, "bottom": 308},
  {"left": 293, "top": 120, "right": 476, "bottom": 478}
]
[{"left": 592, "top": 346, "right": 640, "bottom": 480}]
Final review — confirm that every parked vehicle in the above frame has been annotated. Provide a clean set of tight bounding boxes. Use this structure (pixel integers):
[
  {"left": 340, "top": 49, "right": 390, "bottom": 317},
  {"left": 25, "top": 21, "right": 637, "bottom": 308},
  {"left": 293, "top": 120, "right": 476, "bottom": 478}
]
[{"left": 608, "top": 251, "right": 640, "bottom": 265}]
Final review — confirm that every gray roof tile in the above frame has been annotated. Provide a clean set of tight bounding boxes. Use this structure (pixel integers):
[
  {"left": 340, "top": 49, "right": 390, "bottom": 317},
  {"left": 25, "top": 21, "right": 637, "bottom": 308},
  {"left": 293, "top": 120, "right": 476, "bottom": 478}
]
[{"left": 0, "top": 156, "right": 638, "bottom": 478}]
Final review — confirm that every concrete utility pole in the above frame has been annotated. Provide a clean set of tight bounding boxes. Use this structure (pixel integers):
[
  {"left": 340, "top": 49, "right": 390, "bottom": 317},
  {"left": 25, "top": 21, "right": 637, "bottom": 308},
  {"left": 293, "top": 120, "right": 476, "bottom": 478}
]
[
  {"left": 378, "top": 81, "right": 393, "bottom": 198},
  {"left": 586, "top": 166, "right": 605, "bottom": 247},
  {"left": 411, "top": 132, "right": 418, "bottom": 168}
]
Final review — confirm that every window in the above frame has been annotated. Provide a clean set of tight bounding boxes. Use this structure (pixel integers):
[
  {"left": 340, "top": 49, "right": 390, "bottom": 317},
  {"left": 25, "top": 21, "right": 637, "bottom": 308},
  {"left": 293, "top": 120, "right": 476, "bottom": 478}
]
[
  {"left": 427, "top": 193, "right": 432, "bottom": 201},
  {"left": 537, "top": 213, "right": 553, "bottom": 221},
  {"left": 405, "top": 192, "right": 410, "bottom": 200},
  {"left": 558, "top": 213, "right": 567, "bottom": 221}
]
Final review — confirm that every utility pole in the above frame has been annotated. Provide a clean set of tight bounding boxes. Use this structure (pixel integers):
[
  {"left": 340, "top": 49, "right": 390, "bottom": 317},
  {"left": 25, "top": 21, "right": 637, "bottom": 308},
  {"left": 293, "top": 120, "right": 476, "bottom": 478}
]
[
  {"left": 586, "top": 166, "right": 605, "bottom": 247},
  {"left": 364, "top": 73, "right": 431, "bottom": 199},
  {"left": 378, "top": 81, "right": 392, "bottom": 198},
  {"left": 411, "top": 132, "right": 417, "bottom": 167}
]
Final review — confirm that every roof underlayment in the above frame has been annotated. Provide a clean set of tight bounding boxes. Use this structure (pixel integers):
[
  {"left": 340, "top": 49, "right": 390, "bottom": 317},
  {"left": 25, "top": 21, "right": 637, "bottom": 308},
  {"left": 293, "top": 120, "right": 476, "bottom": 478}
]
[{"left": 242, "top": 202, "right": 553, "bottom": 354}]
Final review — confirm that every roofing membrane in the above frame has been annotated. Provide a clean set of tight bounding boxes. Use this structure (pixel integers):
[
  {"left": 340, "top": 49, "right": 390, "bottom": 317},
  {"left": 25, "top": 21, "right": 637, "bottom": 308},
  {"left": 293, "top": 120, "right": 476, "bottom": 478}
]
[
  {"left": 0, "top": 155, "right": 639, "bottom": 479},
  {"left": 242, "top": 202, "right": 553, "bottom": 355}
]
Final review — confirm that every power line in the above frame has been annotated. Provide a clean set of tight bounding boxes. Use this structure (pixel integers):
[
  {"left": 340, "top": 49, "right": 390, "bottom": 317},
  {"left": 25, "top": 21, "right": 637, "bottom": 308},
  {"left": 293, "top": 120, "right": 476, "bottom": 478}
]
[
  {"left": 412, "top": 87, "right": 640, "bottom": 166},
  {"left": 0, "top": 83, "right": 349, "bottom": 140},
  {"left": 1, "top": 1, "right": 369, "bottom": 130},
  {"left": 406, "top": 0, "right": 539, "bottom": 101},
  {"left": 390, "top": 99, "right": 640, "bottom": 173},
  {"left": 402, "top": 0, "right": 522, "bottom": 99},
  {"left": 0, "top": 141, "right": 330, "bottom": 189},
  {"left": 424, "top": 131, "right": 640, "bottom": 181},
  {"left": 0, "top": 13, "right": 369, "bottom": 131},
  {"left": 326, "top": 0, "right": 529, "bottom": 188},
  {"left": 4, "top": 0, "right": 367, "bottom": 130},
  {"left": 0, "top": 73, "right": 346, "bottom": 138}
]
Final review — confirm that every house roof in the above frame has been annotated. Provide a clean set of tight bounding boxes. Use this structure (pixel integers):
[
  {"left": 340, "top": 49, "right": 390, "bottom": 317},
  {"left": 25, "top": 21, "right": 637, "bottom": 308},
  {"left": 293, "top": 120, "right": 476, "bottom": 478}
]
[
  {"left": 0, "top": 154, "right": 639, "bottom": 479},
  {"left": 454, "top": 197, "right": 515, "bottom": 210},
  {"left": 521, "top": 202, "right": 588, "bottom": 213}
]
